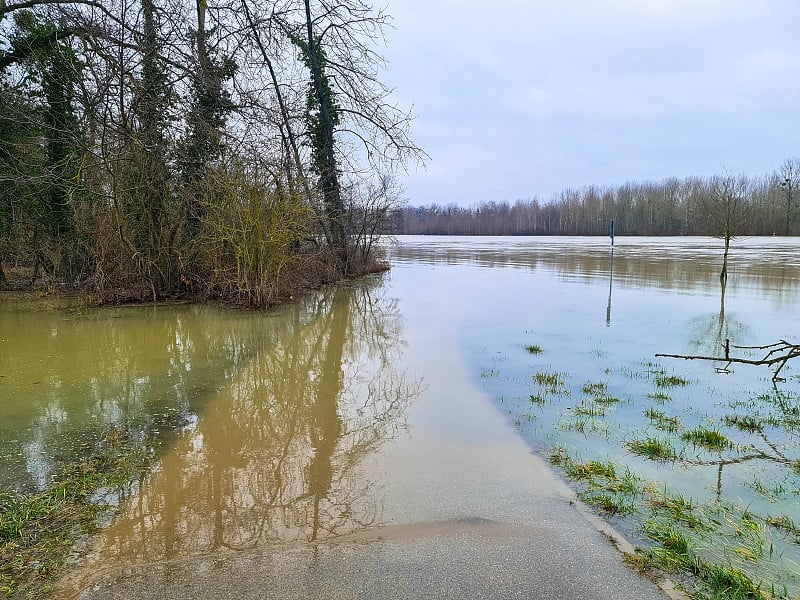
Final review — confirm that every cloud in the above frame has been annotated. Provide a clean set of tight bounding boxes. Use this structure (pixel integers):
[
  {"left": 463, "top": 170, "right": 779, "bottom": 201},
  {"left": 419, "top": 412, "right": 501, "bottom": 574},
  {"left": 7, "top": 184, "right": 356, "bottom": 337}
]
[{"left": 381, "top": 0, "right": 800, "bottom": 204}]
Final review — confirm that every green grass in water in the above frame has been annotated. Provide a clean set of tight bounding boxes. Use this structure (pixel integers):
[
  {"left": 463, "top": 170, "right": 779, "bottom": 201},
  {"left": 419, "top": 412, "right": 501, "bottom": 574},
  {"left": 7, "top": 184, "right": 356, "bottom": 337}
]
[
  {"left": 654, "top": 373, "right": 689, "bottom": 388},
  {"left": 681, "top": 427, "right": 734, "bottom": 453},
  {"left": 627, "top": 436, "right": 678, "bottom": 462},
  {"left": 0, "top": 428, "right": 150, "bottom": 599}
]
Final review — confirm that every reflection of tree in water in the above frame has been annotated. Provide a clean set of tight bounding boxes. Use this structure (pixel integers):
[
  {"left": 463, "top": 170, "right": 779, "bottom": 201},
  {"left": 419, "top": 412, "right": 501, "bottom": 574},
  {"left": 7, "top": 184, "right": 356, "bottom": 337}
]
[
  {"left": 76, "top": 280, "right": 419, "bottom": 568},
  {"left": 0, "top": 302, "right": 273, "bottom": 494},
  {"left": 687, "top": 281, "right": 750, "bottom": 357},
  {"left": 683, "top": 389, "right": 800, "bottom": 500}
]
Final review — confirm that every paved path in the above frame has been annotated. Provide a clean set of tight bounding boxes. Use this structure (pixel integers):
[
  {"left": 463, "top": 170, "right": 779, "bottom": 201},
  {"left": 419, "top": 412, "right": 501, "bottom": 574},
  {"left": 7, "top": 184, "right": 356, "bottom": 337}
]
[
  {"left": 70, "top": 449, "right": 676, "bottom": 600},
  {"left": 75, "top": 524, "right": 670, "bottom": 600}
]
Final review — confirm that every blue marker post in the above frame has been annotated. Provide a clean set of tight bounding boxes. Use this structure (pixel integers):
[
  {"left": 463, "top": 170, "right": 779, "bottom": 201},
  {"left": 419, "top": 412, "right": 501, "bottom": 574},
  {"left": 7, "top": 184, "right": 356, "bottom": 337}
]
[{"left": 610, "top": 219, "right": 615, "bottom": 246}]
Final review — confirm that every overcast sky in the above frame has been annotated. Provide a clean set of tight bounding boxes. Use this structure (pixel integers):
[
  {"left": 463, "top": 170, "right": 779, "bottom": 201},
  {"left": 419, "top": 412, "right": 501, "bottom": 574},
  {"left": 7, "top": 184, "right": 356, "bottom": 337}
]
[{"left": 380, "top": 0, "right": 800, "bottom": 206}]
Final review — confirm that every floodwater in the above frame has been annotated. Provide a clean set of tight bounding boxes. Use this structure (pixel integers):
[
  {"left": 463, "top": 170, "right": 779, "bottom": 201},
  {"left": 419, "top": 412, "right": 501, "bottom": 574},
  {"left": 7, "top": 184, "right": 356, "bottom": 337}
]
[{"left": 2, "top": 235, "right": 799, "bottom": 595}]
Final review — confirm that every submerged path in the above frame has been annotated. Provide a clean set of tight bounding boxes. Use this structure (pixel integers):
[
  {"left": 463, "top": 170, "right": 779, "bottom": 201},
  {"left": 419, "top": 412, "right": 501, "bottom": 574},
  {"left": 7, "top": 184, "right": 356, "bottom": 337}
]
[
  {"left": 64, "top": 306, "right": 675, "bottom": 600},
  {"left": 57, "top": 265, "right": 680, "bottom": 600},
  {"left": 69, "top": 445, "right": 674, "bottom": 600}
]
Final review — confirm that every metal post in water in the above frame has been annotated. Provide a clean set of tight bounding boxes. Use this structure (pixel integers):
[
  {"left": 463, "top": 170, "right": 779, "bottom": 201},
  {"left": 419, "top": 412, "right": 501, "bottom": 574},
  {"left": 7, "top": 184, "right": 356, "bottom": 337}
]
[{"left": 606, "top": 219, "right": 615, "bottom": 325}]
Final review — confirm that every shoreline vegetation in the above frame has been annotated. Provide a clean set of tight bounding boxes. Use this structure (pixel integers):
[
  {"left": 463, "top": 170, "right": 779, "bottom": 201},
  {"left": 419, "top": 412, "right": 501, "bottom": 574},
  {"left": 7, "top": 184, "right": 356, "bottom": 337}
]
[
  {"left": 1, "top": 0, "right": 421, "bottom": 307},
  {"left": 0, "top": 424, "right": 160, "bottom": 598},
  {"left": 2, "top": 0, "right": 420, "bottom": 595}
]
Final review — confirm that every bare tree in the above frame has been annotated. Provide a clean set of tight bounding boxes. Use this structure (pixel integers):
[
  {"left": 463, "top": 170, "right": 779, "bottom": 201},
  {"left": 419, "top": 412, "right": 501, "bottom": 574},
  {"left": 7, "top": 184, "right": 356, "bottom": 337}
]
[{"left": 702, "top": 173, "right": 750, "bottom": 281}]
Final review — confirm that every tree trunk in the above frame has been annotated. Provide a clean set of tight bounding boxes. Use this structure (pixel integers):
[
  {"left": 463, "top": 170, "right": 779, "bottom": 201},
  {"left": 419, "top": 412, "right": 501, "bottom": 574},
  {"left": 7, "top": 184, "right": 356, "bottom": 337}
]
[
  {"left": 303, "top": 0, "right": 346, "bottom": 265},
  {"left": 241, "top": 1, "right": 309, "bottom": 199},
  {"left": 720, "top": 235, "right": 730, "bottom": 281}
]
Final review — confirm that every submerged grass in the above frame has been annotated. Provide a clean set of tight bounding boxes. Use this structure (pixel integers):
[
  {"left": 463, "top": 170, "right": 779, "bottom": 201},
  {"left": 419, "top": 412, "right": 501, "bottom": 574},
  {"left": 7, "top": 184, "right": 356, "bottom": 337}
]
[
  {"left": 549, "top": 449, "right": 642, "bottom": 516},
  {"left": 582, "top": 382, "right": 609, "bottom": 396},
  {"left": 498, "top": 344, "right": 800, "bottom": 597},
  {"left": 525, "top": 344, "right": 544, "bottom": 355},
  {"left": 534, "top": 371, "right": 564, "bottom": 388},
  {"left": 627, "top": 436, "right": 678, "bottom": 462},
  {"left": 646, "top": 391, "right": 673, "bottom": 403},
  {"left": 653, "top": 373, "right": 690, "bottom": 389},
  {"left": 724, "top": 415, "right": 765, "bottom": 434},
  {"left": 0, "top": 427, "right": 151, "bottom": 599},
  {"left": 681, "top": 427, "right": 735, "bottom": 453},
  {"left": 643, "top": 408, "right": 682, "bottom": 433}
]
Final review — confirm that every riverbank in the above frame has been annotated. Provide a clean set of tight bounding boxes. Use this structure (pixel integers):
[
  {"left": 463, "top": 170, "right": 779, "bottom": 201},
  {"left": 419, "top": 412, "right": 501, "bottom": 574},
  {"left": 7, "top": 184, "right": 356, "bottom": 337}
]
[{"left": 0, "top": 426, "right": 156, "bottom": 598}]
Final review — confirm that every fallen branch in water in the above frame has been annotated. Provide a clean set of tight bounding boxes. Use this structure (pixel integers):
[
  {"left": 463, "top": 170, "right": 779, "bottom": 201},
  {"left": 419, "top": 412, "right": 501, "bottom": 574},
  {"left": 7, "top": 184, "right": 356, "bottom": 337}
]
[{"left": 656, "top": 339, "right": 800, "bottom": 382}]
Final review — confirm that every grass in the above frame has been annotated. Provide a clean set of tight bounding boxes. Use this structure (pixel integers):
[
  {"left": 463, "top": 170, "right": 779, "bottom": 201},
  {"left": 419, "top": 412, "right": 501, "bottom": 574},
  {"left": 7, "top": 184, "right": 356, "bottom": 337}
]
[
  {"left": 534, "top": 371, "right": 564, "bottom": 388},
  {"left": 525, "top": 344, "right": 544, "bottom": 355},
  {"left": 550, "top": 450, "right": 641, "bottom": 516},
  {"left": 573, "top": 403, "right": 609, "bottom": 417},
  {"left": 680, "top": 427, "right": 734, "bottom": 453},
  {"left": 642, "top": 520, "right": 768, "bottom": 599},
  {"left": 643, "top": 408, "right": 682, "bottom": 433},
  {"left": 564, "top": 459, "right": 616, "bottom": 480},
  {"left": 580, "top": 491, "right": 635, "bottom": 515},
  {"left": 581, "top": 382, "right": 609, "bottom": 396},
  {"left": 647, "top": 488, "right": 706, "bottom": 531},
  {"left": 654, "top": 373, "right": 690, "bottom": 388},
  {"left": 504, "top": 349, "right": 800, "bottom": 597},
  {"left": 627, "top": 436, "right": 678, "bottom": 462},
  {"left": 765, "top": 515, "right": 800, "bottom": 542},
  {"left": 0, "top": 427, "right": 151, "bottom": 599},
  {"left": 724, "top": 415, "right": 764, "bottom": 434}
]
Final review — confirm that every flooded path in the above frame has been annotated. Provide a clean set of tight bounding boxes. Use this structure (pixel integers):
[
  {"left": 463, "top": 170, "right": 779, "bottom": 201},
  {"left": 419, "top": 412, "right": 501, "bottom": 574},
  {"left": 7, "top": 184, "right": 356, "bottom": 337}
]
[
  {"left": 55, "top": 269, "right": 671, "bottom": 599},
  {"left": 10, "top": 235, "right": 797, "bottom": 597}
]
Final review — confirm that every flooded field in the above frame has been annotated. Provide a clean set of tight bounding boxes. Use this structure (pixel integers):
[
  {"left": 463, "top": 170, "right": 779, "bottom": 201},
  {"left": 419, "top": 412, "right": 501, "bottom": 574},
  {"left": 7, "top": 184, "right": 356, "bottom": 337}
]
[
  {"left": 391, "top": 236, "right": 800, "bottom": 597},
  {"left": 2, "top": 235, "right": 799, "bottom": 598}
]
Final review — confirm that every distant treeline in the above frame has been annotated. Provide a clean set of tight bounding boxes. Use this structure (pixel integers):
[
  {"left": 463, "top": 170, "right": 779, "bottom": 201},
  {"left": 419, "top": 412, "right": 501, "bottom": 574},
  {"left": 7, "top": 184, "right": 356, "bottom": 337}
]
[{"left": 390, "top": 161, "right": 800, "bottom": 236}]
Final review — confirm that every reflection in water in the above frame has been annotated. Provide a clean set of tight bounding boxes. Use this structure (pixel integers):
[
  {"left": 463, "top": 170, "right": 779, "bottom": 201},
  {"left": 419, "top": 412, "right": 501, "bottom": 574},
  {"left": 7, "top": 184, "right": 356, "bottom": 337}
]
[
  {"left": 63, "top": 281, "right": 419, "bottom": 584},
  {"left": 606, "top": 246, "right": 614, "bottom": 326},
  {"left": 390, "top": 236, "right": 800, "bottom": 297},
  {"left": 0, "top": 303, "right": 258, "bottom": 493},
  {"left": 688, "top": 278, "right": 749, "bottom": 357}
]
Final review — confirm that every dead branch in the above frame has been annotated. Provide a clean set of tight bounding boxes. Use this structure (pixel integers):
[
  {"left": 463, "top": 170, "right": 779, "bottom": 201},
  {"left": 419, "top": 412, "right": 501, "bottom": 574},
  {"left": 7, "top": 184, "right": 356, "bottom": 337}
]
[{"left": 656, "top": 339, "right": 800, "bottom": 382}]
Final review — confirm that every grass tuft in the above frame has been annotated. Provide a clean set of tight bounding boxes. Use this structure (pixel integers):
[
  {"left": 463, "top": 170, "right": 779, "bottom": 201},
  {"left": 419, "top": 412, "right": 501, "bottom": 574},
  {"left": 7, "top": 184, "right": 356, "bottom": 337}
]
[
  {"left": 627, "top": 436, "right": 678, "bottom": 462},
  {"left": 643, "top": 408, "right": 681, "bottom": 433},
  {"left": 680, "top": 427, "right": 734, "bottom": 453},
  {"left": 724, "top": 415, "right": 764, "bottom": 434},
  {"left": 534, "top": 371, "right": 563, "bottom": 388},
  {"left": 654, "top": 373, "right": 689, "bottom": 388},
  {"left": 0, "top": 427, "right": 151, "bottom": 599}
]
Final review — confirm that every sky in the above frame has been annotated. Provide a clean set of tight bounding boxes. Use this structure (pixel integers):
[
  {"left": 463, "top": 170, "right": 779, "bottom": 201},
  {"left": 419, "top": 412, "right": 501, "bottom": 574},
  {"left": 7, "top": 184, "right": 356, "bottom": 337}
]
[{"left": 379, "top": 0, "right": 800, "bottom": 206}]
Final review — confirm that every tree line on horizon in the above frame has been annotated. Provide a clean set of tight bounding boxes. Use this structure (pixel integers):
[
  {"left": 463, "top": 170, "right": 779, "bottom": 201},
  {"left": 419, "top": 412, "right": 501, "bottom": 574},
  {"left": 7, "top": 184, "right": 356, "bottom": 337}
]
[
  {"left": 0, "top": 0, "right": 419, "bottom": 304},
  {"left": 390, "top": 160, "right": 800, "bottom": 238}
]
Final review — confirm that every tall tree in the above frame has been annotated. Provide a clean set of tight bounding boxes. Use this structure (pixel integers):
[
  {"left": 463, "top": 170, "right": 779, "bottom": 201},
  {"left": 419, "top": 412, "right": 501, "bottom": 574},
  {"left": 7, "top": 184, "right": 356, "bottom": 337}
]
[
  {"left": 122, "top": 0, "right": 176, "bottom": 296},
  {"left": 179, "top": 0, "right": 236, "bottom": 239},
  {"left": 270, "top": 0, "right": 421, "bottom": 274}
]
